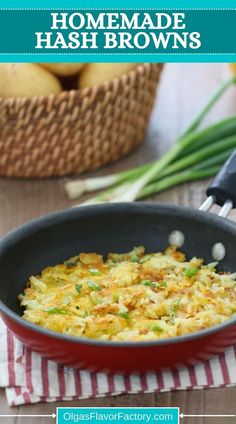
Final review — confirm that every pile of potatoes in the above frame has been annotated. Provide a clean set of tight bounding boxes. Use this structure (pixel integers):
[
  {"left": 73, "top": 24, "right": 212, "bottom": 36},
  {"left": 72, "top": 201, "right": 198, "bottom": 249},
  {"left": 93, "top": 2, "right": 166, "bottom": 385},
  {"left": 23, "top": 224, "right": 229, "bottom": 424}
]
[{"left": 0, "top": 63, "right": 139, "bottom": 99}]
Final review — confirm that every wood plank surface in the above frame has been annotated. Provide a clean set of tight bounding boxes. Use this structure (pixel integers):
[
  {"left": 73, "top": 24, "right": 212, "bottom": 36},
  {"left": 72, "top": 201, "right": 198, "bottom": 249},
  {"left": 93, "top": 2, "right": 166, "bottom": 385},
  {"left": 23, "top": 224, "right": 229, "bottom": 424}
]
[{"left": 0, "top": 63, "right": 236, "bottom": 424}]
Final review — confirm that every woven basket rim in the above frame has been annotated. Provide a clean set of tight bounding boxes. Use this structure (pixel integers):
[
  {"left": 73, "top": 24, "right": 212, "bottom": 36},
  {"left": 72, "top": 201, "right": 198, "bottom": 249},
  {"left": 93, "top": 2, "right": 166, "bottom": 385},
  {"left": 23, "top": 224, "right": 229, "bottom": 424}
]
[
  {"left": 0, "top": 63, "right": 160, "bottom": 106},
  {"left": 0, "top": 62, "right": 163, "bottom": 178}
]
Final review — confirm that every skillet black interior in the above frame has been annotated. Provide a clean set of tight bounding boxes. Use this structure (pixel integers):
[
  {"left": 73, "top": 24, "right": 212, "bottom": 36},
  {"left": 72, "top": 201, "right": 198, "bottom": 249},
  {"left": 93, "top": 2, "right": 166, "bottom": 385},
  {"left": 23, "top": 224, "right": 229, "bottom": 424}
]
[{"left": 0, "top": 202, "right": 235, "bottom": 317}]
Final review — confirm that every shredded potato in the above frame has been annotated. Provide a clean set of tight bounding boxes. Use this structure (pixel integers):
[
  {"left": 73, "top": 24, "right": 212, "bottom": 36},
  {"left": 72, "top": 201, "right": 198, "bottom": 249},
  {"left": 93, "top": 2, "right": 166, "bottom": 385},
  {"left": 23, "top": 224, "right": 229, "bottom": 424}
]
[{"left": 19, "top": 246, "right": 236, "bottom": 341}]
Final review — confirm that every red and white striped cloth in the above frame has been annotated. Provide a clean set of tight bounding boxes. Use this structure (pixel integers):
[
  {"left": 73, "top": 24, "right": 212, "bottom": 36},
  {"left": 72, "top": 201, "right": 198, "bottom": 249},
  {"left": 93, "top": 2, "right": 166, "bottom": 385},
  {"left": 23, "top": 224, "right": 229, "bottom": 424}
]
[{"left": 1, "top": 318, "right": 236, "bottom": 407}]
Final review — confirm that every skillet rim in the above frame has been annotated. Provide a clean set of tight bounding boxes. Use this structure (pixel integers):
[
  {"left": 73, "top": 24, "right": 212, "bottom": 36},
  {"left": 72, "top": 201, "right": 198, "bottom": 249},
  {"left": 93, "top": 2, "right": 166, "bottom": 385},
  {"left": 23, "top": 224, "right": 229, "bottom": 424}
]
[{"left": 1, "top": 201, "right": 236, "bottom": 348}]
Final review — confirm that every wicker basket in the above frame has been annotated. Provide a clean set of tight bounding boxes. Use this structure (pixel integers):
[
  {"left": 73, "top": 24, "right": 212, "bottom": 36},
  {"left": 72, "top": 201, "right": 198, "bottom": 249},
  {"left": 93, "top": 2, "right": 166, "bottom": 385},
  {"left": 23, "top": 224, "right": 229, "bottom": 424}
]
[{"left": 0, "top": 63, "right": 163, "bottom": 178}]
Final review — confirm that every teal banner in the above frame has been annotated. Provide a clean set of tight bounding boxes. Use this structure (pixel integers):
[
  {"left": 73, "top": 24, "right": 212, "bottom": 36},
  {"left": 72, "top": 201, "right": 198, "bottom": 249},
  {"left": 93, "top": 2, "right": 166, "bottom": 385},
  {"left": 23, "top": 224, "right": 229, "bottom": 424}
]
[
  {"left": 56, "top": 408, "right": 179, "bottom": 424},
  {"left": 0, "top": 8, "right": 235, "bottom": 61},
  {"left": 1, "top": 1, "right": 236, "bottom": 9}
]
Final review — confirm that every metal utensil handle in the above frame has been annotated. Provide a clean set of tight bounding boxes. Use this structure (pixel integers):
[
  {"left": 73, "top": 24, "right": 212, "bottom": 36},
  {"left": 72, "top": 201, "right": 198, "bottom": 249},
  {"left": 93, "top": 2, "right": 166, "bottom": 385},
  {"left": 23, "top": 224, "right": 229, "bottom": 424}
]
[
  {"left": 206, "top": 150, "right": 236, "bottom": 208},
  {"left": 199, "top": 150, "right": 236, "bottom": 217}
]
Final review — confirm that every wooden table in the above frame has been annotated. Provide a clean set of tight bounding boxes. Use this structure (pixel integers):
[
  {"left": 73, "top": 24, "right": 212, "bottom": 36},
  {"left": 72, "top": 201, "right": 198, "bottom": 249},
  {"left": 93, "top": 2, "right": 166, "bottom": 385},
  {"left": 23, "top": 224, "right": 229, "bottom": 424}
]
[{"left": 0, "top": 63, "right": 236, "bottom": 424}]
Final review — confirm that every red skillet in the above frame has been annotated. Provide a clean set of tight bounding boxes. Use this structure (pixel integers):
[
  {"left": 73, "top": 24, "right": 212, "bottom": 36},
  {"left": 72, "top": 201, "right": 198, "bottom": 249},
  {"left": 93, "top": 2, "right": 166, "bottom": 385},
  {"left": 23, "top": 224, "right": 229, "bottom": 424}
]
[{"left": 1, "top": 152, "right": 236, "bottom": 373}]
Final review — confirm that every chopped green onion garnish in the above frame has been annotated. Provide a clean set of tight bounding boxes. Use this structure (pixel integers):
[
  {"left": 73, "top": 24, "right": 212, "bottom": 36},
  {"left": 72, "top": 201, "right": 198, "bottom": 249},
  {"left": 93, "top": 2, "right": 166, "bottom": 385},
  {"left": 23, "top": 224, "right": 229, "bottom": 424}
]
[
  {"left": 141, "top": 280, "right": 166, "bottom": 289},
  {"left": 131, "top": 255, "right": 139, "bottom": 263},
  {"left": 89, "top": 268, "right": 101, "bottom": 276},
  {"left": 169, "top": 312, "right": 176, "bottom": 324},
  {"left": 151, "top": 324, "right": 163, "bottom": 332},
  {"left": 113, "top": 293, "right": 120, "bottom": 302},
  {"left": 140, "top": 255, "right": 152, "bottom": 264},
  {"left": 75, "top": 284, "right": 82, "bottom": 293},
  {"left": 171, "top": 298, "right": 180, "bottom": 310},
  {"left": 118, "top": 311, "right": 129, "bottom": 320},
  {"left": 184, "top": 268, "right": 199, "bottom": 277},
  {"left": 141, "top": 280, "right": 153, "bottom": 286},
  {"left": 46, "top": 307, "right": 67, "bottom": 315},
  {"left": 87, "top": 281, "right": 101, "bottom": 291},
  {"left": 169, "top": 299, "right": 181, "bottom": 322},
  {"left": 64, "top": 257, "right": 79, "bottom": 266}
]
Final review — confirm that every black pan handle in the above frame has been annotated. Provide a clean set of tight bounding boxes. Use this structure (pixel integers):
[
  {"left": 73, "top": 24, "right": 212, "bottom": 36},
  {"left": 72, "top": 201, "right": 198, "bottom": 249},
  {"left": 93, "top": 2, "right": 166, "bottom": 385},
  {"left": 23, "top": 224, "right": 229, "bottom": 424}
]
[{"left": 207, "top": 150, "right": 236, "bottom": 207}]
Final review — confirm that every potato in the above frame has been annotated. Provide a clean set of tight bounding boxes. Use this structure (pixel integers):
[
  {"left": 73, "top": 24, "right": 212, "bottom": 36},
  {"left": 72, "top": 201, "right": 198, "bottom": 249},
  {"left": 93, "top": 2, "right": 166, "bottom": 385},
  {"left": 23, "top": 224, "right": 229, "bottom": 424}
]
[
  {"left": 39, "top": 63, "right": 85, "bottom": 76},
  {"left": 0, "top": 63, "right": 62, "bottom": 98},
  {"left": 229, "top": 63, "right": 236, "bottom": 75},
  {"left": 79, "top": 63, "right": 139, "bottom": 88}
]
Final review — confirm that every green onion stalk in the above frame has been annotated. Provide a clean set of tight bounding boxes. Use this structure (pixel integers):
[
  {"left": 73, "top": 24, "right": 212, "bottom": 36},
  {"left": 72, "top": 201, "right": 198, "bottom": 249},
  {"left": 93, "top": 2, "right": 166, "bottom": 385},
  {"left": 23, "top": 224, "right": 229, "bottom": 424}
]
[
  {"left": 64, "top": 77, "right": 236, "bottom": 204},
  {"left": 75, "top": 147, "right": 235, "bottom": 206}
]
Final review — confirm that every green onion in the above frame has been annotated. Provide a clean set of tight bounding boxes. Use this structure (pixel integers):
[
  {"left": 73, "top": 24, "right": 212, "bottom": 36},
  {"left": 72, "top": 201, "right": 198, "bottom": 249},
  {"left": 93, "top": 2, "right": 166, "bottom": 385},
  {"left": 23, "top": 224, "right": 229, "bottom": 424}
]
[
  {"left": 137, "top": 149, "right": 232, "bottom": 200},
  {"left": 138, "top": 165, "right": 221, "bottom": 199},
  {"left": 184, "top": 268, "right": 199, "bottom": 277},
  {"left": 66, "top": 77, "right": 236, "bottom": 204},
  {"left": 169, "top": 313, "right": 176, "bottom": 324},
  {"left": 113, "top": 293, "right": 120, "bottom": 302},
  {"left": 183, "top": 77, "right": 236, "bottom": 133},
  {"left": 141, "top": 280, "right": 166, "bottom": 288},
  {"left": 141, "top": 280, "right": 155, "bottom": 286},
  {"left": 161, "top": 134, "right": 236, "bottom": 178},
  {"left": 118, "top": 311, "right": 130, "bottom": 320},
  {"left": 169, "top": 299, "right": 181, "bottom": 323},
  {"left": 64, "top": 257, "right": 79, "bottom": 266},
  {"left": 65, "top": 164, "right": 149, "bottom": 200},
  {"left": 107, "top": 78, "right": 236, "bottom": 202},
  {"left": 46, "top": 307, "right": 67, "bottom": 315},
  {"left": 177, "top": 115, "right": 236, "bottom": 158},
  {"left": 75, "top": 284, "right": 82, "bottom": 293},
  {"left": 114, "top": 143, "right": 183, "bottom": 203},
  {"left": 140, "top": 255, "right": 152, "bottom": 264},
  {"left": 171, "top": 299, "right": 181, "bottom": 310},
  {"left": 131, "top": 255, "right": 139, "bottom": 262},
  {"left": 151, "top": 324, "right": 164, "bottom": 332},
  {"left": 87, "top": 281, "right": 101, "bottom": 291},
  {"left": 116, "top": 134, "right": 236, "bottom": 203},
  {"left": 76, "top": 146, "right": 232, "bottom": 205},
  {"left": 89, "top": 268, "right": 101, "bottom": 276}
]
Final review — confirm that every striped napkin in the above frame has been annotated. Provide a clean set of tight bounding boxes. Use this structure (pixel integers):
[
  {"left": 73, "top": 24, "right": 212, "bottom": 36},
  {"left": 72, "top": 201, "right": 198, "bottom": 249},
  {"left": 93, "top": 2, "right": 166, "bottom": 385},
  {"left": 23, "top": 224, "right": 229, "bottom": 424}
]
[{"left": 1, "top": 318, "right": 236, "bottom": 407}]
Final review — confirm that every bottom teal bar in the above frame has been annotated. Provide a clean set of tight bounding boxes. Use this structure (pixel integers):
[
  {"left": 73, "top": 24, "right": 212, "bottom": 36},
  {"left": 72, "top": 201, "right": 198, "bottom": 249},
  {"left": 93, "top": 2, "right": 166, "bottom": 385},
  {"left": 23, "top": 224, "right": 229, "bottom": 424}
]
[{"left": 57, "top": 407, "right": 179, "bottom": 424}]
